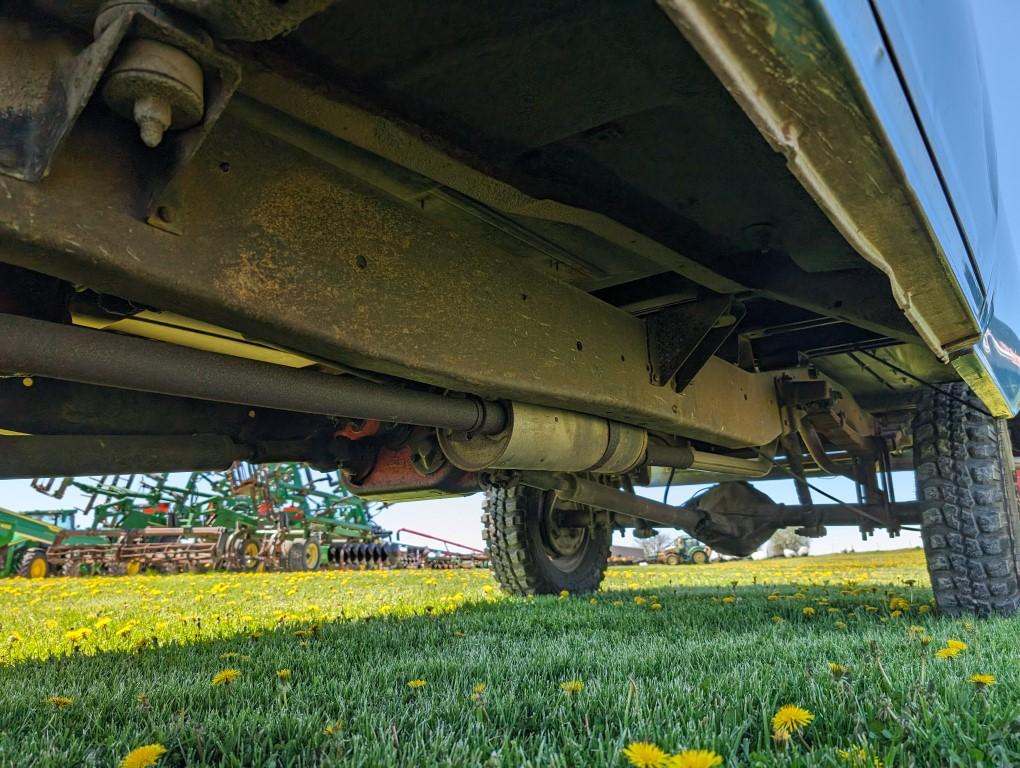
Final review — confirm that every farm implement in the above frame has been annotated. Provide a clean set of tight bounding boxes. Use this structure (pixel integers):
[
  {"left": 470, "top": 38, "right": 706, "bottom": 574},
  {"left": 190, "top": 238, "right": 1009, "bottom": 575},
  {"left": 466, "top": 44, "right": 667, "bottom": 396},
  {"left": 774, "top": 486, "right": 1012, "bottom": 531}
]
[{"left": 8, "top": 463, "right": 400, "bottom": 577}]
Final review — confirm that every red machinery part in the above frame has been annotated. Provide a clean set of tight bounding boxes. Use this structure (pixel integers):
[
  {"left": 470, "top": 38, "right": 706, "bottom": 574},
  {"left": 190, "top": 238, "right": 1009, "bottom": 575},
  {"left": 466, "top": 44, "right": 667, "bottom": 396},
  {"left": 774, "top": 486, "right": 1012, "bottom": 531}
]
[
  {"left": 344, "top": 444, "right": 480, "bottom": 502},
  {"left": 337, "top": 419, "right": 382, "bottom": 440}
]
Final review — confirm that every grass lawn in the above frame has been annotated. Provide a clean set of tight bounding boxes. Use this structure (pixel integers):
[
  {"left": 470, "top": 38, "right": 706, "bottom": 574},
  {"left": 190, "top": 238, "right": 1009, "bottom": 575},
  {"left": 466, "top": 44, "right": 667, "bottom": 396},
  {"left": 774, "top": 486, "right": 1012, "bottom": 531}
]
[{"left": 1, "top": 549, "right": 1018, "bottom": 767}]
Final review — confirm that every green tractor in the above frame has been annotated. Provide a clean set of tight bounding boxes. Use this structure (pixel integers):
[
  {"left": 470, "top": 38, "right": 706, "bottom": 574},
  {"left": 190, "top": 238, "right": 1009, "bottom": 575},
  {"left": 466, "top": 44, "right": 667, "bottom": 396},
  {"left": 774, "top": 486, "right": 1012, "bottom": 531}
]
[
  {"left": 658, "top": 533, "right": 711, "bottom": 566},
  {"left": 0, "top": 507, "right": 100, "bottom": 578}
]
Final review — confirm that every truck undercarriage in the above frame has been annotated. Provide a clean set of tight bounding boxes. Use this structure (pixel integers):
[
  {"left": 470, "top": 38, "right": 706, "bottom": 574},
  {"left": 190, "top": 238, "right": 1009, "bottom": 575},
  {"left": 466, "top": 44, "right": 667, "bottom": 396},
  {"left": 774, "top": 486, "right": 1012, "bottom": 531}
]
[{"left": 2, "top": 1, "right": 1017, "bottom": 615}]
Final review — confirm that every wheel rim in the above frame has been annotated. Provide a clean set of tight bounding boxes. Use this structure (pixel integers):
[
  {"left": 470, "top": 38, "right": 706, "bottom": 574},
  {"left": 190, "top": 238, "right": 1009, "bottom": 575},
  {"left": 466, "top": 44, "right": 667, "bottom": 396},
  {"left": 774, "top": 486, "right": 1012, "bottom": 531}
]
[
  {"left": 692, "top": 550, "right": 707, "bottom": 564},
  {"left": 304, "top": 542, "right": 319, "bottom": 569},
  {"left": 536, "top": 492, "right": 591, "bottom": 573},
  {"left": 29, "top": 557, "right": 47, "bottom": 578}
]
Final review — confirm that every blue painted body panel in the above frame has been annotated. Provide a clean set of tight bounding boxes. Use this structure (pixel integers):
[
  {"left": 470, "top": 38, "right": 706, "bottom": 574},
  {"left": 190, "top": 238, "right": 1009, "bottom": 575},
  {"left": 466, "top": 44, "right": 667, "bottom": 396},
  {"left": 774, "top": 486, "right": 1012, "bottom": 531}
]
[{"left": 820, "top": 0, "right": 1020, "bottom": 414}]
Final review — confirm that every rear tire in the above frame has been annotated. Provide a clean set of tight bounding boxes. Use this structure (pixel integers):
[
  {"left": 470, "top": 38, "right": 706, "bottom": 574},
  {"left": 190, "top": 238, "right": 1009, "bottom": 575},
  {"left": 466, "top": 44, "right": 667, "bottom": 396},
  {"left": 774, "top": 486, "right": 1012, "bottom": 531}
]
[
  {"left": 665, "top": 553, "right": 680, "bottom": 566},
  {"left": 483, "top": 485, "right": 610, "bottom": 596},
  {"left": 690, "top": 549, "right": 708, "bottom": 565},
  {"left": 914, "top": 383, "right": 1020, "bottom": 617},
  {"left": 17, "top": 548, "right": 49, "bottom": 578}
]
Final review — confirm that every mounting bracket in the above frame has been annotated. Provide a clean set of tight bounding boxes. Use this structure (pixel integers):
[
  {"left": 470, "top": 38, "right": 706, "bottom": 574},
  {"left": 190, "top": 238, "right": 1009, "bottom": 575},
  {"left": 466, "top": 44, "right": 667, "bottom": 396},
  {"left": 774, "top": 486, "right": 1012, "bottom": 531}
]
[{"left": 645, "top": 296, "right": 745, "bottom": 390}]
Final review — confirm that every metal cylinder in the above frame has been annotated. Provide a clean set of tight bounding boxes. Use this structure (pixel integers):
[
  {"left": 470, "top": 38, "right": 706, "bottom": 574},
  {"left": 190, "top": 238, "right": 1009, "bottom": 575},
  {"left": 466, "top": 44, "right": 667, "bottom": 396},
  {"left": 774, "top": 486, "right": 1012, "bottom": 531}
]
[
  {"left": 438, "top": 401, "right": 647, "bottom": 473},
  {"left": 645, "top": 442, "right": 772, "bottom": 477},
  {"left": 0, "top": 313, "right": 506, "bottom": 435},
  {"left": 0, "top": 434, "right": 250, "bottom": 478}
]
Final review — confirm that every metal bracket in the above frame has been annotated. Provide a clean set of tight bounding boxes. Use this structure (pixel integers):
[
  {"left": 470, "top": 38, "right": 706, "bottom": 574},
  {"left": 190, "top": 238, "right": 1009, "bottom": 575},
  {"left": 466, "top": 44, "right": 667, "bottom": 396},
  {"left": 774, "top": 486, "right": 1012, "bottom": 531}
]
[
  {"left": 0, "top": 4, "right": 240, "bottom": 229},
  {"left": 645, "top": 296, "right": 745, "bottom": 390}
]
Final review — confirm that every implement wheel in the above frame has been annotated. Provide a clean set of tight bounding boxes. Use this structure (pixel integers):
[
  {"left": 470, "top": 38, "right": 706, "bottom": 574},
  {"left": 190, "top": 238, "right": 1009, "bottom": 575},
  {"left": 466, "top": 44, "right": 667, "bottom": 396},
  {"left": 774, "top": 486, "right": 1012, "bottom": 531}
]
[
  {"left": 914, "top": 383, "right": 1020, "bottom": 617},
  {"left": 664, "top": 553, "right": 680, "bottom": 566},
  {"left": 690, "top": 549, "right": 708, "bottom": 565},
  {"left": 17, "top": 548, "right": 50, "bottom": 578},
  {"left": 283, "top": 539, "right": 320, "bottom": 571},
  {"left": 483, "top": 485, "right": 609, "bottom": 596}
]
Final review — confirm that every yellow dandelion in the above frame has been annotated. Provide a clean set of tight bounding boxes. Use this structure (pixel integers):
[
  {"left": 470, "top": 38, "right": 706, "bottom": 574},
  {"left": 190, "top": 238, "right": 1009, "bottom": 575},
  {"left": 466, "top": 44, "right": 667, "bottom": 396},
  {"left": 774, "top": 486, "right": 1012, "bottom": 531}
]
[
  {"left": 667, "top": 750, "right": 724, "bottom": 768},
  {"left": 828, "top": 662, "right": 848, "bottom": 679},
  {"left": 802, "top": 607, "right": 815, "bottom": 616},
  {"left": 935, "top": 644, "right": 965, "bottom": 660},
  {"left": 837, "top": 745, "right": 884, "bottom": 767},
  {"left": 276, "top": 669, "right": 291, "bottom": 681},
  {"left": 6, "top": 631, "right": 24, "bottom": 644},
  {"left": 560, "top": 679, "right": 584, "bottom": 695},
  {"left": 119, "top": 743, "right": 167, "bottom": 768},
  {"left": 211, "top": 668, "right": 240, "bottom": 686},
  {"left": 888, "top": 597, "right": 909, "bottom": 612},
  {"left": 650, "top": 603, "right": 663, "bottom": 610},
  {"left": 969, "top": 674, "right": 996, "bottom": 687},
  {"left": 772, "top": 704, "right": 814, "bottom": 734},
  {"left": 64, "top": 627, "right": 92, "bottom": 643},
  {"left": 406, "top": 679, "right": 427, "bottom": 689},
  {"left": 946, "top": 639, "right": 968, "bottom": 651},
  {"left": 558, "top": 589, "right": 570, "bottom": 599},
  {"left": 472, "top": 682, "right": 486, "bottom": 696},
  {"left": 323, "top": 721, "right": 344, "bottom": 735},
  {"left": 46, "top": 696, "right": 73, "bottom": 709},
  {"left": 771, "top": 615, "right": 784, "bottom": 624},
  {"left": 94, "top": 617, "right": 112, "bottom": 630},
  {"left": 634, "top": 596, "right": 647, "bottom": 605},
  {"left": 721, "top": 597, "right": 735, "bottom": 604},
  {"left": 621, "top": 741, "right": 668, "bottom": 768}
]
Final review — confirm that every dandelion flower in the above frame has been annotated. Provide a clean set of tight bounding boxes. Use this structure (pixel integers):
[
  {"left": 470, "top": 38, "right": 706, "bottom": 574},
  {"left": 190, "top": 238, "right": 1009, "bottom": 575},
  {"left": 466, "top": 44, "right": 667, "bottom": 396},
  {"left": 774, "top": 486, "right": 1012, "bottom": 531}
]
[
  {"left": 472, "top": 682, "right": 486, "bottom": 696},
  {"left": 94, "top": 617, "right": 112, "bottom": 630},
  {"left": 650, "top": 603, "right": 663, "bottom": 610},
  {"left": 211, "top": 668, "right": 240, "bottom": 686},
  {"left": 560, "top": 679, "right": 584, "bottom": 695},
  {"left": 772, "top": 704, "right": 814, "bottom": 735},
  {"left": 802, "top": 607, "right": 815, "bottom": 616},
  {"left": 64, "top": 627, "right": 92, "bottom": 643},
  {"left": 721, "top": 597, "right": 735, "bottom": 604},
  {"left": 559, "top": 589, "right": 570, "bottom": 599},
  {"left": 621, "top": 741, "right": 667, "bottom": 768},
  {"left": 323, "top": 721, "right": 343, "bottom": 735},
  {"left": 828, "top": 662, "right": 848, "bottom": 679},
  {"left": 837, "top": 746, "right": 884, "bottom": 767},
  {"left": 667, "top": 750, "right": 723, "bottom": 768},
  {"left": 276, "top": 669, "right": 291, "bottom": 681},
  {"left": 634, "top": 596, "right": 647, "bottom": 605},
  {"left": 406, "top": 679, "right": 427, "bottom": 689},
  {"left": 946, "top": 639, "right": 968, "bottom": 651},
  {"left": 935, "top": 644, "right": 965, "bottom": 660},
  {"left": 969, "top": 674, "right": 996, "bottom": 687},
  {"left": 888, "top": 597, "right": 909, "bottom": 612},
  {"left": 46, "top": 696, "right": 73, "bottom": 709},
  {"left": 119, "top": 743, "right": 167, "bottom": 768}
]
